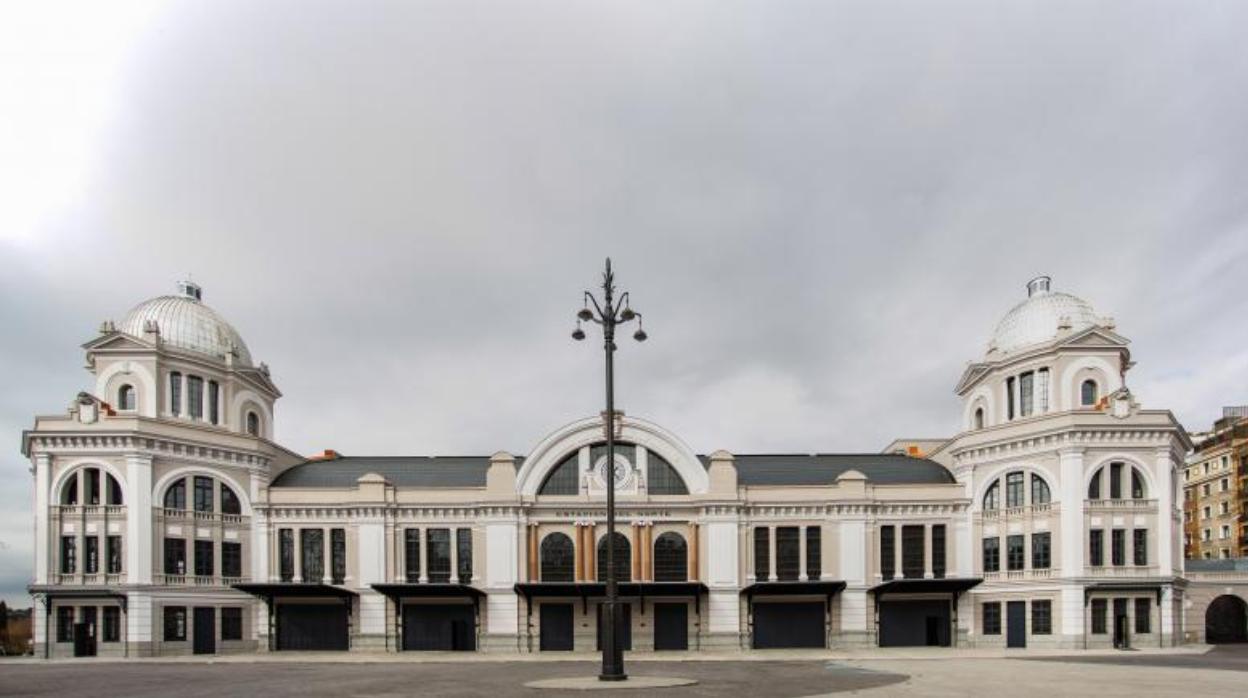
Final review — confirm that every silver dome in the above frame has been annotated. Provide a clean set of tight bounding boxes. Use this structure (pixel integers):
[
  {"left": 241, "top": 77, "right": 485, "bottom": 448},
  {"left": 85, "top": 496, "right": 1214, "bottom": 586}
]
[
  {"left": 118, "top": 282, "right": 253, "bottom": 366},
  {"left": 989, "top": 276, "right": 1100, "bottom": 355}
]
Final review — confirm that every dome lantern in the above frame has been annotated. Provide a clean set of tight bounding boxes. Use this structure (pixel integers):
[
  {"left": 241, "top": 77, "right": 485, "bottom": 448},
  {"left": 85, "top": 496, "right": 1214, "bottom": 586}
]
[{"left": 118, "top": 282, "right": 253, "bottom": 366}]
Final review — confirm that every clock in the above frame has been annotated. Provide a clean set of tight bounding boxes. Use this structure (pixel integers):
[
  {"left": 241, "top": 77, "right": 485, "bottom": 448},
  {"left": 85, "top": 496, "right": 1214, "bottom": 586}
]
[{"left": 594, "top": 454, "right": 632, "bottom": 488}]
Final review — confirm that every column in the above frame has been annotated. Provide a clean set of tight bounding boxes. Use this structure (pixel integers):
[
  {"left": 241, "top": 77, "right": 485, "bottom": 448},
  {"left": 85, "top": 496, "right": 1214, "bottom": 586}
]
[
  {"left": 483, "top": 517, "right": 521, "bottom": 645},
  {"left": 125, "top": 454, "right": 152, "bottom": 584},
  {"left": 1059, "top": 448, "right": 1086, "bottom": 577},
  {"left": 643, "top": 524, "right": 653, "bottom": 581},
  {"left": 322, "top": 527, "right": 332, "bottom": 583},
  {"left": 631, "top": 523, "right": 641, "bottom": 581},
  {"left": 924, "top": 524, "right": 934, "bottom": 579},
  {"left": 586, "top": 524, "right": 596, "bottom": 581},
  {"left": 34, "top": 454, "right": 50, "bottom": 584},
  {"left": 529, "top": 524, "right": 540, "bottom": 582},
  {"left": 179, "top": 373, "right": 188, "bottom": 418},
  {"left": 688, "top": 523, "right": 699, "bottom": 582},
  {"left": 1156, "top": 449, "right": 1175, "bottom": 577},
  {"left": 251, "top": 473, "right": 268, "bottom": 583},
  {"left": 292, "top": 528, "right": 302, "bottom": 582},
  {"left": 418, "top": 528, "right": 429, "bottom": 583},
  {"left": 450, "top": 526, "right": 459, "bottom": 583},
  {"left": 768, "top": 525, "right": 777, "bottom": 581},
  {"left": 799, "top": 525, "right": 808, "bottom": 581},
  {"left": 893, "top": 527, "right": 902, "bottom": 580}
]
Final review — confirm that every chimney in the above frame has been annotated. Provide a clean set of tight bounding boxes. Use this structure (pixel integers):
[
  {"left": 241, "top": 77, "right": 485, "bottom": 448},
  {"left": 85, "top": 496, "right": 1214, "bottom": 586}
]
[
  {"left": 1026, "top": 275, "right": 1051, "bottom": 298},
  {"left": 309, "top": 449, "right": 340, "bottom": 461}
]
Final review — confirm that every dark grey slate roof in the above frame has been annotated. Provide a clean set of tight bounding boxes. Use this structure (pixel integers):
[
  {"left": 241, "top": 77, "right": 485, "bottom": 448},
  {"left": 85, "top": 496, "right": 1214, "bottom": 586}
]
[
  {"left": 698, "top": 454, "right": 955, "bottom": 486},
  {"left": 1186, "top": 558, "right": 1248, "bottom": 572},
  {"left": 271, "top": 456, "right": 510, "bottom": 488}
]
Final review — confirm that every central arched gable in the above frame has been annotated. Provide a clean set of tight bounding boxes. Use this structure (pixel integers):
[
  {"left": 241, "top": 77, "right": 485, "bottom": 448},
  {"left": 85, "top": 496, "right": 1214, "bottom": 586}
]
[{"left": 517, "top": 415, "right": 709, "bottom": 496}]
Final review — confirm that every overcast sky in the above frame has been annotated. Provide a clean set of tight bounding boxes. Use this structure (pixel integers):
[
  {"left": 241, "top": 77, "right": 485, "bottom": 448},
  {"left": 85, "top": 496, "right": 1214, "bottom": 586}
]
[{"left": 2, "top": 1, "right": 1247, "bottom": 606}]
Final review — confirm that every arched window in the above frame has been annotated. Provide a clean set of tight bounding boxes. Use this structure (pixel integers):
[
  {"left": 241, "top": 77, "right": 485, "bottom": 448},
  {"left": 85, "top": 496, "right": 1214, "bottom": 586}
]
[
  {"left": 169, "top": 371, "right": 182, "bottom": 416},
  {"left": 61, "top": 476, "right": 78, "bottom": 505},
  {"left": 1088, "top": 467, "right": 1103, "bottom": 500},
  {"left": 1081, "top": 380, "right": 1099, "bottom": 407},
  {"left": 1031, "top": 474, "right": 1051, "bottom": 505},
  {"left": 246, "top": 411, "right": 260, "bottom": 437},
  {"left": 117, "top": 384, "right": 135, "bottom": 411},
  {"left": 539, "top": 451, "right": 580, "bottom": 495},
  {"left": 164, "top": 478, "right": 186, "bottom": 510},
  {"left": 974, "top": 408, "right": 984, "bottom": 430},
  {"left": 106, "top": 473, "right": 124, "bottom": 505},
  {"left": 540, "top": 533, "right": 575, "bottom": 582},
  {"left": 983, "top": 480, "right": 999, "bottom": 510},
  {"left": 597, "top": 532, "right": 631, "bottom": 582},
  {"left": 1005, "top": 471, "right": 1024, "bottom": 508},
  {"left": 221, "top": 483, "right": 242, "bottom": 515},
  {"left": 653, "top": 532, "right": 687, "bottom": 582},
  {"left": 647, "top": 452, "right": 687, "bottom": 495},
  {"left": 1131, "top": 468, "right": 1146, "bottom": 499}
]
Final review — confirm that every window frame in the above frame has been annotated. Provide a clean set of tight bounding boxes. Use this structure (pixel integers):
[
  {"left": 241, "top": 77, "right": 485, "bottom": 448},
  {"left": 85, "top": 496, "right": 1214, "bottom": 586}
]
[
  {"left": 539, "top": 532, "right": 575, "bottom": 582},
  {"left": 163, "top": 606, "right": 187, "bottom": 642},
  {"left": 982, "top": 537, "right": 1000, "bottom": 573},
  {"left": 982, "top": 602, "right": 1001, "bottom": 635},
  {"left": 653, "top": 531, "right": 689, "bottom": 582},
  {"left": 1031, "top": 600, "right": 1052, "bottom": 635}
]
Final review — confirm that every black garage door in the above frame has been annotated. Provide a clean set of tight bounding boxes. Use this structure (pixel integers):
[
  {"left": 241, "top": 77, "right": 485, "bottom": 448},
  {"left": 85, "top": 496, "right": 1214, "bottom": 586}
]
[
  {"left": 540, "top": 603, "right": 575, "bottom": 651},
  {"left": 879, "top": 600, "right": 950, "bottom": 647},
  {"left": 277, "top": 604, "right": 349, "bottom": 651},
  {"left": 403, "top": 604, "right": 475, "bottom": 651},
  {"left": 753, "top": 602, "right": 825, "bottom": 649},
  {"left": 654, "top": 603, "right": 688, "bottom": 650}
]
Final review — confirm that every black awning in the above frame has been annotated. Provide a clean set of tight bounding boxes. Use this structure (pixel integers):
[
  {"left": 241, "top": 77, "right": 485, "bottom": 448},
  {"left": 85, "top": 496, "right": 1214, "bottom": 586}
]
[
  {"left": 371, "top": 583, "right": 486, "bottom": 600},
  {"left": 29, "top": 586, "right": 127, "bottom": 613},
  {"left": 869, "top": 578, "right": 983, "bottom": 596},
  {"left": 232, "top": 583, "right": 358, "bottom": 601},
  {"left": 740, "top": 581, "right": 847, "bottom": 599},
  {"left": 512, "top": 582, "right": 708, "bottom": 600},
  {"left": 1084, "top": 582, "right": 1166, "bottom": 605}
]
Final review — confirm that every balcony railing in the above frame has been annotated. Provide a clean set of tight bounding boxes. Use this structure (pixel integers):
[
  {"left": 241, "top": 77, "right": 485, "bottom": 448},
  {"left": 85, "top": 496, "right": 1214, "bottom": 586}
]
[
  {"left": 1086, "top": 499, "right": 1156, "bottom": 511},
  {"left": 982, "top": 568, "right": 1054, "bottom": 581},
  {"left": 1087, "top": 565, "right": 1158, "bottom": 578},
  {"left": 979, "top": 503, "right": 1059, "bottom": 521},
  {"left": 53, "top": 505, "right": 127, "bottom": 517},
  {"left": 157, "top": 574, "right": 247, "bottom": 587}
]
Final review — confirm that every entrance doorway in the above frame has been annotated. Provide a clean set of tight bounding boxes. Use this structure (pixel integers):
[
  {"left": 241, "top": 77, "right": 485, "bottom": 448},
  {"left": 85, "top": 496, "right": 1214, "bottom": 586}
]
[
  {"left": 539, "top": 603, "right": 574, "bottom": 651},
  {"left": 1205, "top": 595, "right": 1248, "bottom": 643},
  {"left": 1112, "top": 598, "right": 1129, "bottom": 649},
  {"left": 1006, "top": 601, "right": 1026, "bottom": 648},
  {"left": 653, "top": 603, "right": 688, "bottom": 650},
  {"left": 73, "top": 608, "right": 96, "bottom": 657},
  {"left": 193, "top": 607, "right": 216, "bottom": 655},
  {"left": 402, "top": 604, "right": 475, "bottom": 651}
]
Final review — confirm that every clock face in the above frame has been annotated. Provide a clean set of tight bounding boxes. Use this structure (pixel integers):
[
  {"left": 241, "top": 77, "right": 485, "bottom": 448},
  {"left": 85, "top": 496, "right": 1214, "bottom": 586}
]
[{"left": 596, "top": 455, "right": 631, "bottom": 487}]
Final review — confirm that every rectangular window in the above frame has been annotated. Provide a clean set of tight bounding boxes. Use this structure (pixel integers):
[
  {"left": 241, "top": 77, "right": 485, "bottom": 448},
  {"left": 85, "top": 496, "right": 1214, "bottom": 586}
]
[
  {"left": 1007, "top": 535, "right": 1025, "bottom": 571},
  {"left": 456, "top": 528, "right": 472, "bottom": 583},
  {"left": 331, "top": 528, "right": 346, "bottom": 584},
  {"left": 193, "top": 476, "right": 214, "bottom": 513},
  {"left": 1091, "top": 599, "right": 1108, "bottom": 634},
  {"left": 103, "top": 606, "right": 120, "bottom": 642},
  {"left": 1203, "top": 484, "right": 1211, "bottom": 497},
  {"left": 107, "top": 535, "right": 122, "bottom": 574},
  {"left": 1031, "top": 532, "right": 1051, "bottom": 569},
  {"left": 187, "top": 375, "right": 204, "bottom": 419},
  {"left": 194, "top": 539, "right": 214, "bottom": 576},
  {"left": 164, "top": 606, "right": 187, "bottom": 641},
  {"left": 806, "top": 526, "right": 822, "bottom": 579},
  {"left": 880, "top": 526, "right": 896, "bottom": 579},
  {"left": 208, "top": 381, "right": 220, "bottom": 424},
  {"left": 427, "top": 528, "right": 451, "bottom": 583},
  {"left": 56, "top": 607, "right": 75, "bottom": 642},
  {"left": 222, "top": 541, "right": 242, "bottom": 578},
  {"left": 1036, "top": 368, "right": 1050, "bottom": 412},
  {"left": 1133, "top": 529, "right": 1147, "bottom": 566},
  {"left": 1006, "top": 472, "right": 1024, "bottom": 508},
  {"left": 164, "top": 538, "right": 186, "bottom": 575},
  {"left": 1019, "top": 371, "right": 1034, "bottom": 417},
  {"left": 86, "top": 469, "right": 100, "bottom": 505},
  {"left": 983, "top": 537, "right": 1000, "bottom": 573},
  {"left": 169, "top": 371, "right": 182, "bottom": 415},
  {"left": 279, "top": 529, "right": 294, "bottom": 582},
  {"left": 301, "top": 529, "right": 324, "bottom": 581},
  {"left": 1134, "top": 598, "right": 1150, "bottom": 634},
  {"left": 1032, "top": 600, "right": 1052, "bottom": 635},
  {"left": 1221, "top": 478, "right": 1230, "bottom": 492},
  {"left": 776, "top": 526, "right": 801, "bottom": 581},
  {"left": 221, "top": 607, "right": 243, "bottom": 641},
  {"left": 1089, "top": 529, "right": 1104, "bottom": 567},
  {"left": 901, "top": 525, "right": 925, "bottom": 578},
  {"left": 931, "top": 525, "right": 946, "bottom": 579},
  {"left": 1111, "top": 529, "right": 1126, "bottom": 566},
  {"left": 982, "top": 602, "right": 1001, "bottom": 634},
  {"left": 1110, "top": 462, "right": 1123, "bottom": 500},
  {"left": 61, "top": 536, "right": 76, "bottom": 574},
  {"left": 1006, "top": 377, "right": 1016, "bottom": 419},
  {"left": 85, "top": 536, "right": 99, "bottom": 574},
  {"left": 405, "top": 529, "right": 421, "bottom": 582},
  {"left": 753, "top": 528, "right": 770, "bottom": 580}
]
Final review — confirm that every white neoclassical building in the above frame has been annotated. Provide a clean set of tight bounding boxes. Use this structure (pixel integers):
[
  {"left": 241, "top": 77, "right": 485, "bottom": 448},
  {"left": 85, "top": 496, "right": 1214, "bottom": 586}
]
[{"left": 24, "top": 275, "right": 1230, "bottom": 658}]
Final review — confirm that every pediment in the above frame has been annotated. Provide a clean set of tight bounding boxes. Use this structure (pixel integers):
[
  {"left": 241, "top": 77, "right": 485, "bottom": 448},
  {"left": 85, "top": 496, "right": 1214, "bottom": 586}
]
[
  {"left": 954, "top": 362, "right": 993, "bottom": 395},
  {"left": 1058, "top": 326, "right": 1130, "bottom": 349},
  {"left": 82, "top": 331, "right": 153, "bottom": 352}
]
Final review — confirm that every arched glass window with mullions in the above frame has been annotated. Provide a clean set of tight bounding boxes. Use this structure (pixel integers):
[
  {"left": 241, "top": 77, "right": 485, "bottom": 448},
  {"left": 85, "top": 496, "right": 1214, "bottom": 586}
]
[
  {"left": 1081, "top": 380, "right": 1099, "bottom": 407},
  {"left": 647, "top": 451, "right": 687, "bottom": 495},
  {"left": 974, "top": 408, "right": 984, "bottom": 430},
  {"left": 246, "top": 411, "right": 260, "bottom": 436},
  {"left": 540, "top": 533, "right": 575, "bottom": 582},
  {"left": 653, "top": 532, "right": 688, "bottom": 582},
  {"left": 1005, "top": 472, "right": 1025, "bottom": 508},
  {"left": 597, "top": 532, "right": 631, "bottom": 582},
  {"left": 164, "top": 479, "right": 186, "bottom": 510},
  {"left": 220, "top": 483, "right": 242, "bottom": 515},
  {"left": 1031, "top": 474, "right": 1051, "bottom": 505},
  {"left": 539, "top": 451, "right": 580, "bottom": 495},
  {"left": 983, "top": 480, "right": 1000, "bottom": 510}
]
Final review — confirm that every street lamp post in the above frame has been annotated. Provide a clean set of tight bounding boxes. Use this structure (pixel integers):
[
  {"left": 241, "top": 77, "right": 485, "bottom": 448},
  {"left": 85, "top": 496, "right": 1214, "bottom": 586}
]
[{"left": 572, "top": 258, "right": 646, "bottom": 682}]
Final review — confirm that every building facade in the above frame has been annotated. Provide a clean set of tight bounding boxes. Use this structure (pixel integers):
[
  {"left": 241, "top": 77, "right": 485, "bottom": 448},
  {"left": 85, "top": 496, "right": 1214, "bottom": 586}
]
[
  {"left": 22, "top": 276, "right": 1243, "bottom": 658},
  {"left": 1183, "top": 409, "right": 1248, "bottom": 560}
]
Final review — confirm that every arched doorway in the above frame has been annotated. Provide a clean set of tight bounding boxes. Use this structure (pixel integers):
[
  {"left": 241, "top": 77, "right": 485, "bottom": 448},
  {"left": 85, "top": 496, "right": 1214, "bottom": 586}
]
[{"left": 1205, "top": 595, "right": 1248, "bottom": 643}]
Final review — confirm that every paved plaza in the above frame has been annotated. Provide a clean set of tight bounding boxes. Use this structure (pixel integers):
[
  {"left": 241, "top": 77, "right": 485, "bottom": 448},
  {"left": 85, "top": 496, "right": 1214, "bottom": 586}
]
[{"left": 1, "top": 647, "right": 1245, "bottom": 697}]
